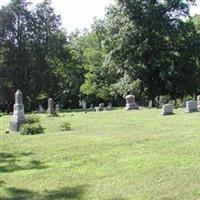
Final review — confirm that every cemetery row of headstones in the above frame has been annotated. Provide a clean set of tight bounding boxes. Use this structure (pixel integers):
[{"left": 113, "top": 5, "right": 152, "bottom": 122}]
[{"left": 8, "top": 90, "right": 200, "bottom": 131}]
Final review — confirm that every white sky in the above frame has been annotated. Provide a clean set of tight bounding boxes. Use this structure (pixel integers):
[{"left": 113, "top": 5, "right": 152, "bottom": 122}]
[{"left": 0, "top": 0, "right": 200, "bottom": 33}]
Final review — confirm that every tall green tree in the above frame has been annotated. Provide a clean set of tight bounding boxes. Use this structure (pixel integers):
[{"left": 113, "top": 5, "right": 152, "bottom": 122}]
[{"left": 104, "top": 0, "right": 199, "bottom": 104}]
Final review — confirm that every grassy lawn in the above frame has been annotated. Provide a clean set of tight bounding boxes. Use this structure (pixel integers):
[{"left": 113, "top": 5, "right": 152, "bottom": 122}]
[{"left": 0, "top": 108, "right": 200, "bottom": 200}]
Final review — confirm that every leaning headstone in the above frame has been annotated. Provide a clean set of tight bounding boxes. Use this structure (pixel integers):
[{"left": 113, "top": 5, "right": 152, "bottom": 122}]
[
  {"left": 10, "top": 90, "right": 26, "bottom": 132},
  {"left": 161, "top": 104, "right": 173, "bottom": 116},
  {"left": 197, "top": 95, "right": 200, "bottom": 109},
  {"left": 55, "top": 103, "right": 60, "bottom": 112},
  {"left": 148, "top": 100, "right": 152, "bottom": 109},
  {"left": 47, "top": 98, "right": 55, "bottom": 115},
  {"left": 125, "top": 95, "right": 139, "bottom": 110},
  {"left": 186, "top": 100, "right": 198, "bottom": 113}
]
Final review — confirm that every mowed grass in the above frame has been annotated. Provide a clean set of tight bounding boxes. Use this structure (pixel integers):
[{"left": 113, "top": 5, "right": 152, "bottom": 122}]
[{"left": 0, "top": 108, "right": 200, "bottom": 200}]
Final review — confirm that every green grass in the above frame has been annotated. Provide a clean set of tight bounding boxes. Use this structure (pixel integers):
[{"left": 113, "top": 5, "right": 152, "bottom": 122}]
[{"left": 0, "top": 108, "right": 200, "bottom": 200}]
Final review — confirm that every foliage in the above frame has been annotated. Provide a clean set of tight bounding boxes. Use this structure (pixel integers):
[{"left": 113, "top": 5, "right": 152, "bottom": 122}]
[
  {"left": 25, "top": 115, "right": 40, "bottom": 124},
  {"left": 60, "top": 121, "right": 71, "bottom": 131},
  {"left": 20, "top": 123, "right": 44, "bottom": 135}
]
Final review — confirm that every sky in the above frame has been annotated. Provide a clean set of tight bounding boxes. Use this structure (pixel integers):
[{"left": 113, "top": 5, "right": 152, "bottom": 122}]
[{"left": 0, "top": 0, "right": 200, "bottom": 32}]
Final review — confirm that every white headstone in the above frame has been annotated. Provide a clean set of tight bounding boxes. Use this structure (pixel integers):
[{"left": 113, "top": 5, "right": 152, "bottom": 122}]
[
  {"left": 10, "top": 90, "right": 26, "bottom": 131},
  {"left": 197, "top": 95, "right": 200, "bottom": 109},
  {"left": 186, "top": 100, "right": 198, "bottom": 113},
  {"left": 161, "top": 104, "right": 173, "bottom": 116}
]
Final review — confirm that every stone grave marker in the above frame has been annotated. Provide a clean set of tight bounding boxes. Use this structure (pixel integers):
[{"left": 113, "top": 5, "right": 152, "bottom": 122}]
[
  {"left": 125, "top": 95, "right": 139, "bottom": 110},
  {"left": 197, "top": 95, "right": 200, "bottom": 109},
  {"left": 47, "top": 98, "right": 55, "bottom": 115},
  {"left": 10, "top": 90, "right": 26, "bottom": 131},
  {"left": 186, "top": 100, "right": 198, "bottom": 113},
  {"left": 148, "top": 100, "right": 152, "bottom": 109},
  {"left": 161, "top": 104, "right": 173, "bottom": 116}
]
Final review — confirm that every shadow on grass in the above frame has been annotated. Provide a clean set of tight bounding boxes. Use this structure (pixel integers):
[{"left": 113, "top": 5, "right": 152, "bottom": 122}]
[
  {"left": 0, "top": 152, "right": 47, "bottom": 173},
  {"left": 1, "top": 185, "right": 88, "bottom": 200}
]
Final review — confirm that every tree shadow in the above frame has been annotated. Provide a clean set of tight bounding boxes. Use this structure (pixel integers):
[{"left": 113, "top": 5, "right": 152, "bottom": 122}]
[
  {"left": 0, "top": 152, "right": 47, "bottom": 173},
  {"left": 1, "top": 185, "right": 88, "bottom": 200}
]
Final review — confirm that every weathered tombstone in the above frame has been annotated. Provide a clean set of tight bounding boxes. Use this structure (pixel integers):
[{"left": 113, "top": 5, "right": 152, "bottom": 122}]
[
  {"left": 94, "top": 106, "right": 100, "bottom": 112},
  {"left": 82, "top": 101, "right": 87, "bottom": 110},
  {"left": 107, "top": 102, "right": 112, "bottom": 111},
  {"left": 47, "top": 98, "right": 55, "bottom": 115},
  {"left": 55, "top": 103, "right": 60, "bottom": 112},
  {"left": 10, "top": 90, "right": 26, "bottom": 131},
  {"left": 148, "top": 100, "right": 152, "bottom": 109},
  {"left": 197, "top": 95, "right": 200, "bottom": 109},
  {"left": 186, "top": 100, "right": 198, "bottom": 113},
  {"left": 99, "top": 103, "right": 104, "bottom": 111},
  {"left": 161, "top": 104, "right": 173, "bottom": 116},
  {"left": 38, "top": 104, "right": 45, "bottom": 113},
  {"left": 125, "top": 95, "right": 139, "bottom": 110}
]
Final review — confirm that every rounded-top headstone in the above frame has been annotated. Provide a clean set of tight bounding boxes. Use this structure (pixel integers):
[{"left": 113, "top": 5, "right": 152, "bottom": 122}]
[{"left": 125, "top": 95, "right": 138, "bottom": 110}]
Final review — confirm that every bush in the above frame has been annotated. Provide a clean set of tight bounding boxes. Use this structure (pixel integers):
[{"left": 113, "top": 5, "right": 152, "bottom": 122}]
[
  {"left": 26, "top": 115, "right": 40, "bottom": 124},
  {"left": 60, "top": 121, "right": 71, "bottom": 131},
  {"left": 20, "top": 123, "right": 44, "bottom": 135}
]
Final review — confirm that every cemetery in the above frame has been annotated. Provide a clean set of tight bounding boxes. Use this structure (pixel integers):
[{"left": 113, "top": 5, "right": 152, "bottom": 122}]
[{"left": 1, "top": 0, "right": 200, "bottom": 199}]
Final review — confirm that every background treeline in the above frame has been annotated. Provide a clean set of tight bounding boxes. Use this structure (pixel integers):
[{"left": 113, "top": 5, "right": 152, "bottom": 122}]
[{"left": 0, "top": 0, "right": 200, "bottom": 111}]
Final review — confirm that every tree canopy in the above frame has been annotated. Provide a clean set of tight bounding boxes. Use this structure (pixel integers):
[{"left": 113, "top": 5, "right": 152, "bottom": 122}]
[{"left": 0, "top": 0, "right": 200, "bottom": 111}]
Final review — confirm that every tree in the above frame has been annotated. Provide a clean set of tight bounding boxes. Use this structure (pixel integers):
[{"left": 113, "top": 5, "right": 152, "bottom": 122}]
[{"left": 104, "top": 0, "right": 199, "bottom": 105}]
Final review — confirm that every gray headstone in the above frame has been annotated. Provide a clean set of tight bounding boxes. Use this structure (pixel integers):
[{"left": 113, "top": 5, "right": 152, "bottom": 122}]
[
  {"left": 125, "top": 95, "right": 139, "bottom": 110},
  {"left": 47, "top": 98, "right": 54, "bottom": 115},
  {"left": 55, "top": 103, "right": 60, "bottom": 112},
  {"left": 82, "top": 101, "right": 87, "bottom": 110},
  {"left": 197, "top": 95, "right": 200, "bottom": 109},
  {"left": 186, "top": 100, "right": 198, "bottom": 113},
  {"left": 38, "top": 104, "right": 45, "bottom": 113},
  {"left": 148, "top": 100, "right": 152, "bottom": 109},
  {"left": 161, "top": 104, "right": 173, "bottom": 116},
  {"left": 99, "top": 103, "right": 104, "bottom": 111},
  {"left": 10, "top": 90, "right": 26, "bottom": 131}
]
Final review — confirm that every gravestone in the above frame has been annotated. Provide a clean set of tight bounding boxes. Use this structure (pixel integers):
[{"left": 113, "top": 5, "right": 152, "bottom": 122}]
[
  {"left": 10, "top": 90, "right": 26, "bottom": 131},
  {"left": 148, "top": 100, "right": 152, "bottom": 109},
  {"left": 161, "top": 104, "right": 173, "bottom": 116},
  {"left": 82, "top": 101, "right": 87, "bottom": 110},
  {"left": 197, "top": 95, "right": 200, "bottom": 109},
  {"left": 55, "top": 103, "right": 60, "bottom": 112},
  {"left": 125, "top": 95, "right": 139, "bottom": 110},
  {"left": 99, "top": 103, "right": 104, "bottom": 111},
  {"left": 186, "top": 100, "right": 198, "bottom": 113},
  {"left": 47, "top": 98, "right": 55, "bottom": 115},
  {"left": 38, "top": 104, "right": 45, "bottom": 113},
  {"left": 94, "top": 106, "right": 100, "bottom": 112},
  {"left": 107, "top": 102, "right": 112, "bottom": 111}
]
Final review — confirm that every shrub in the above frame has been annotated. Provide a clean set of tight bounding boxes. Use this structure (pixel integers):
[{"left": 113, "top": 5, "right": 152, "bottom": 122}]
[
  {"left": 20, "top": 123, "right": 44, "bottom": 135},
  {"left": 26, "top": 115, "right": 40, "bottom": 124},
  {"left": 60, "top": 121, "right": 71, "bottom": 131}
]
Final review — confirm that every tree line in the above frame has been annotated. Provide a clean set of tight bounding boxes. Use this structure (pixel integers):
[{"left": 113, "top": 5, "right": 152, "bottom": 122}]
[{"left": 0, "top": 0, "right": 200, "bottom": 111}]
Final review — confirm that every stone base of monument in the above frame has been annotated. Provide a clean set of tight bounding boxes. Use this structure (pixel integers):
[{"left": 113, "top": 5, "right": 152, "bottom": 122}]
[
  {"left": 125, "top": 103, "right": 139, "bottom": 110},
  {"left": 10, "top": 119, "right": 25, "bottom": 132}
]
